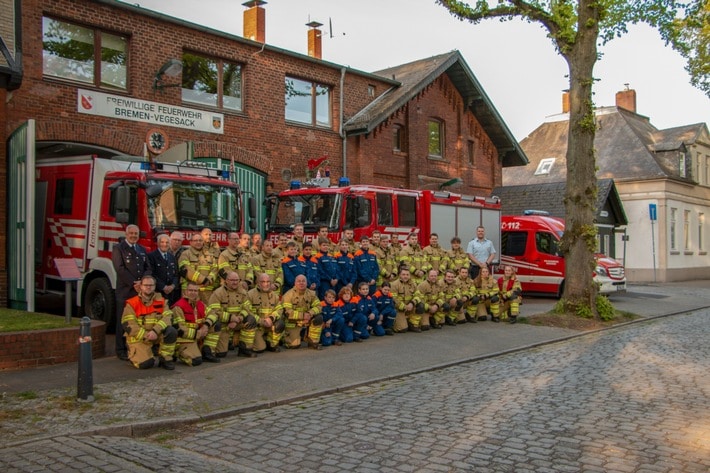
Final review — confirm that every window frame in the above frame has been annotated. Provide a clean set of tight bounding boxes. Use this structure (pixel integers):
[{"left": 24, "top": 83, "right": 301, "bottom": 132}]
[
  {"left": 42, "top": 16, "right": 128, "bottom": 90},
  {"left": 284, "top": 76, "right": 332, "bottom": 128},
  {"left": 181, "top": 51, "right": 243, "bottom": 112},
  {"left": 427, "top": 119, "right": 444, "bottom": 159}
]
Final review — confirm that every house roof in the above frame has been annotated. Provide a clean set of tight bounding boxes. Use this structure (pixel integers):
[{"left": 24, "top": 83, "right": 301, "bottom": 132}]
[
  {"left": 505, "top": 106, "right": 709, "bottom": 186},
  {"left": 343, "top": 51, "right": 528, "bottom": 167},
  {"left": 492, "top": 178, "right": 628, "bottom": 226}
]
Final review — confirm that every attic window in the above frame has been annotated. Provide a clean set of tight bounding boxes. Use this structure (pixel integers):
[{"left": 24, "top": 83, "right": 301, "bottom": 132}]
[{"left": 535, "top": 158, "right": 555, "bottom": 175}]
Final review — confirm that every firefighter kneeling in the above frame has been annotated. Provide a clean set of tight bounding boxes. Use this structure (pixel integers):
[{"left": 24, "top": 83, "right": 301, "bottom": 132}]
[
  {"left": 498, "top": 265, "right": 523, "bottom": 324},
  {"left": 246, "top": 273, "right": 286, "bottom": 353},
  {"left": 206, "top": 271, "right": 249, "bottom": 358},
  {"left": 472, "top": 266, "right": 500, "bottom": 322},
  {"left": 121, "top": 275, "right": 177, "bottom": 370},
  {"left": 171, "top": 281, "right": 221, "bottom": 365},
  {"left": 282, "top": 274, "right": 323, "bottom": 349}
]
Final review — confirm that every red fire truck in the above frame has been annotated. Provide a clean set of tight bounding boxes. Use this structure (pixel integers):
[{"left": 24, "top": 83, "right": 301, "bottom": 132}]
[
  {"left": 35, "top": 155, "right": 254, "bottom": 327},
  {"left": 266, "top": 180, "right": 501, "bottom": 252}
]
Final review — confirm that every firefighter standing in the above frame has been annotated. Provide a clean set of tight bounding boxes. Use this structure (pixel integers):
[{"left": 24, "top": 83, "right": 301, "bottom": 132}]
[
  {"left": 354, "top": 236, "right": 379, "bottom": 295},
  {"left": 281, "top": 274, "right": 323, "bottom": 349},
  {"left": 423, "top": 233, "right": 448, "bottom": 277},
  {"left": 399, "top": 232, "right": 429, "bottom": 285},
  {"left": 121, "top": 275, "right": 177, "bottom": 370},
  {"left": 446, "top": 236, "right": 470, "bottom": 274},
  {"left": 112, "top": 224, "right": 151, "bottom": 361},
  {"left": 179, "top": 233, "right": 218, "bottom": 304},
  {"left": 171, "top": 281, "right": 221, "bottom": 365},
  {"left": 374, "top": 234, "right": 398, "bottom": 286},
  {"left": 251, "top": 239, "right": 284, "bottom": 293},
  {"left": 218, "top": 232, "right": 255, "bottom": 290}
]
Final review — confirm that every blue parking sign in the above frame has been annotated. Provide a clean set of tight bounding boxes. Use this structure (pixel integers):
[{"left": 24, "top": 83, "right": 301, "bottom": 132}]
[{"left": 649, "top": 203, "right": 657, "bottom": 221}]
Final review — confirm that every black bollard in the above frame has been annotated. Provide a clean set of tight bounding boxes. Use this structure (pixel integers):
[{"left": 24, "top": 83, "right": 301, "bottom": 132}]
[{"left": 77, "top": 316, "right": 94, "bottom": 402}]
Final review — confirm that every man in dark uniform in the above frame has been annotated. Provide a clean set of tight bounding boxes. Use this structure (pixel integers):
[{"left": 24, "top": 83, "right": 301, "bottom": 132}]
[
  {"left": 149, "top": 234, "right": 179, "bottom": 307},
  {"left": 112, "top": 224, "right": 151, "bottom": 360}
]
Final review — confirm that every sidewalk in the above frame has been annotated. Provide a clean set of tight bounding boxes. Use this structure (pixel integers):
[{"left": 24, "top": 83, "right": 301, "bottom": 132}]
[{"left": 1, "top": 281, "right": 708, "bottom": 445}]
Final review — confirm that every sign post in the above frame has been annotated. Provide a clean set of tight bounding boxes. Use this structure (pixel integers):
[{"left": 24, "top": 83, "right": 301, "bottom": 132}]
[
  {"left": 649, "top": 204, "right": 657, "bottom": 282},
  {"left": 54, "top": 258, "right": 81, "bottom": 323}
]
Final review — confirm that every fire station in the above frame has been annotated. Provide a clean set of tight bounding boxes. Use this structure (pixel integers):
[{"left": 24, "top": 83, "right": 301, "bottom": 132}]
[{"left": 0, "top": 0, "right": 527, "bottom": 309}]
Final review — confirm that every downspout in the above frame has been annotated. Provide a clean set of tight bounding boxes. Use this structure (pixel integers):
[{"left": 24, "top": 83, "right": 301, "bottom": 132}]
[{"left": 339, "top": 67, "right": 347, "bottom": 178}]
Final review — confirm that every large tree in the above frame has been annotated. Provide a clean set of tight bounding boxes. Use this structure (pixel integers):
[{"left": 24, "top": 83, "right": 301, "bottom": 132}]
[
  {"left": 437, "top": 0, "right": 687, "bottom": 316},
  {"left": 665, "top": 0, "right": 710, "bottom": 97}
]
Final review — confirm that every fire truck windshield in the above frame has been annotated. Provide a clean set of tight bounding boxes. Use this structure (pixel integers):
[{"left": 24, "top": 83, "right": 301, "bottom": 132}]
[
  {"left": 270, "top": 193, "right": 341, "bottom": 232},
  {"left": 147, "top": 180, "right": 240, "bottom": 232}
]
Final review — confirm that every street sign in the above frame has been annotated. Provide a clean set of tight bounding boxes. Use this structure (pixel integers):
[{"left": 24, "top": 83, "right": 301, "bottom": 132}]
[{"left": 649, "top": 203, "right": 657, "bottom": 221}]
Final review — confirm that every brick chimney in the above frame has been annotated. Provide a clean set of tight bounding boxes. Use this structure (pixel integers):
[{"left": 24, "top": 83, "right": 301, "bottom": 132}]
[
  {"left": 562, "top": 90, "right": 570, "bottom": 113},
  {"left": 243, "top": 0, "right": 266, "bottom": 43},
  {"left": 615, "top": 84, "right": 637, "bottom": 113},
  {"left": 306, "top": 21, "right": 323, "bottom": 59}
]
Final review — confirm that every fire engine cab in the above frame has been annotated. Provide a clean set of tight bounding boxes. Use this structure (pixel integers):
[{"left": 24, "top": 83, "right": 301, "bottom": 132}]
[
  {"left": 35, "top": 155, "right": 254, "bottom": 327},
  {"left": 266, "top": 179, "right": 502, "bottom": 252}
]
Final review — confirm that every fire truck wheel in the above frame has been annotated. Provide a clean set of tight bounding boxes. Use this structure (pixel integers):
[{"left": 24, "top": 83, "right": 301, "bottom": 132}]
[{"left": 84, "top": 278, "right": 116, "bottom": 330}]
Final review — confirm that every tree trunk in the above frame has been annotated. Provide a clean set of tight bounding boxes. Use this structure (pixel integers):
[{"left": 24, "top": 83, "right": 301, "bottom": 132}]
[{"left": 560, "top": 0, "right": 600, "bottom": 316}]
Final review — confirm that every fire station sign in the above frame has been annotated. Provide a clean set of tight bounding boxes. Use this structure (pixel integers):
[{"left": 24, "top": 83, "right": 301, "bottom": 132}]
[{"left": 77, "top": 89, "right": 224, "bottom": 134}]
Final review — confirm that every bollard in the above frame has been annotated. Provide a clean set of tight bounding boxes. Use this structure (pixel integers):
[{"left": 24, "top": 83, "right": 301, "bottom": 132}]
[{"left": 77, "top": 316, "right": 95, "bottom": 402}]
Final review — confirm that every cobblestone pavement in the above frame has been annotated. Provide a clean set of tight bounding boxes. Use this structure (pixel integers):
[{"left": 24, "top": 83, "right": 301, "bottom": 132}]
[{"left": 2, "top": 310, "right": 708, "bottom": 472}]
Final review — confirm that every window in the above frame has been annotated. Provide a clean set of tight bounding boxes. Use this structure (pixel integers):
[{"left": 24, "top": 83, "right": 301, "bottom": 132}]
[
  {"left": 393, "top": 125, "right": 406, "bottom": 152},
  {"left": 285, "top": 77, "right": 331, "bottom": 127},
  {"left": 501, "top": 232, "right": 527, "bottom": 257},
  {"left": 535, "top": 158, "right": 556, "bottom": 175},
  {"left": 699, "top": 213, "right": 705, "bottom": 251},
  {"left": 376, "top": 193, "right": 393, "bottom": 225},
  {"left": 397, "top": 195, "right": 417, "bottom": 227},
  {"left": 535, "top": 232, "right": 559, "bottom": 256},
  {"left": 182, "top": 52, "right": 242, "bottom": 111},
  {"left": 467, "top": 140, "right": 475, "bottom": 165},
  {"left": 42, "top": 17, "right": 127, "bottom": 90},
  {"left": 679, "top": 153, "right": 687, "bottom": 178},
  {"left": 54, "top": 179, "right": 74, "bottom": 215},
  {"left": 670, "top": 207, "right": 677, "bottom": 251},
  {"left": 706, "top": 156, "right": 710, "bottom": 186},
  {"left": 684, "top": 209, "right": 691, "bottom": 250},
  {"left": 427, "top": 120, "right": 443, "bottom": 158},
  {"left": 368, "top": 85, "right": 375, "bottom": 97}
]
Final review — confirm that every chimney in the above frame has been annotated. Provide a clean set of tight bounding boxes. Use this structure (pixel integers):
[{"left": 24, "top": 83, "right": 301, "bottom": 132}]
[
  {"left": 562, "top": 89, "right": 570, "bottom": 113},
  {"left": 615, "top": 84, "right": 636, "bottom": 113},
  {"left": 306, "top": 21, "right": 323, "bottom": 59},
  {"left": 243, "top": 0, "right": 266, "bottom": 43}
]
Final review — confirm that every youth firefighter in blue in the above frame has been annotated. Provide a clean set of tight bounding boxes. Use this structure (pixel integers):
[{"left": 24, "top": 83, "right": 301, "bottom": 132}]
[
  {"left": 373, "top": 282, "right": 396, "bottom": 335},
  {"left": 319, "top": 289, "right": 345, "bottom": 347},
  {"left": 315, "top": 238, "right": 340, "bottom": 299},
  {"left": 354, "top": 281, "right": 384, "bottom": 337},
  {"left": 334, "top": 286, "right": 367, "bottom": 343},
  {"left": 354, "top": 236, "right": 379, "bottom": 295}
]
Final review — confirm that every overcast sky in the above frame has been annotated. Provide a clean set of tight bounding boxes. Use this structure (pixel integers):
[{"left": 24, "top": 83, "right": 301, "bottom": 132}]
[{"left": 127, "top": 0, "right": 709, "bottom": 141}]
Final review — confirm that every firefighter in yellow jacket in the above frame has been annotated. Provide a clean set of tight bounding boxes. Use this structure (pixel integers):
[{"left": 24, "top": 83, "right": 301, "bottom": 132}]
[
  {"left": 206, "top": 271, "right": 249, "bottom": 357},
  {"left": 416, "top": 269, "right": 442, "bottom": 330},
  {"left": 498, "top": 265, "right": 523, "bottom": 323},
  {"left": 246, "top": 273, "right": 285, "bottom": 353},
  {"left": 171, "top": 281, "right": 221, "bottom": 365},
  {"left": 399, "top": 232, "right": 429, "bottom": 285},
  {"left": 472, "top": 266, "right": 500, "bottom": 322},
  {"left": 121, "top": 275, "right": 177, "bottom": 370},
  {"left": 179, "top": 233, "right": 218, "bottom": 304},
  {"left": 251, "top": 239, "right": 284, "bottom": 293},
  {"left": 218, "top": 232, "right": 255, "bottom": 290},
  {"left": 281, "top": 274, "right": 323, "bottom": 349},
  {"left": 390, "top": 266, "right": 422, "bottom": 332}
]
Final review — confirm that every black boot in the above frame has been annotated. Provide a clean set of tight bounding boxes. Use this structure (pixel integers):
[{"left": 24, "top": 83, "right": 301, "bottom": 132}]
[
  {"left": 305, "top": 337, "right": 322, "bottom": 350},
  {"left": 238, "top": 342, "right": 257, "bottom": 358},
  {"left": 492, "top": 316, "right": 500, "bottom": 323},
  {"left": 158, "top": 356, "right": 176, "bottom": 370},
  {"left": 201, "top": 346, "right": 221, "bottom": 363},
  {"left": 465, "top": 312, "right": 477, "bottom": 323},
  {"left": 509, "top": 316, "right": 517, "bottom": 324}
]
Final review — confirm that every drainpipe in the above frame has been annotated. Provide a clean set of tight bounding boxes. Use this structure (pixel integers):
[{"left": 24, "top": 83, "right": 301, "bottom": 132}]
[{"left": 339, "top": 67, "right": 347, "bottom": 177}]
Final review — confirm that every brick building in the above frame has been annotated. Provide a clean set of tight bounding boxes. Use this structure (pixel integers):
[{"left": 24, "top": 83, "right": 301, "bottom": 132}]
[{"left": 0, "top": 0, "right": 526, "bottom": 307}]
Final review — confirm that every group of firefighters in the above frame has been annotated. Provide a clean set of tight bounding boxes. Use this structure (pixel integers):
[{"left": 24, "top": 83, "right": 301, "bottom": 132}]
[{"left": 115, "top": 223, "right": 522, "bottom": 371}]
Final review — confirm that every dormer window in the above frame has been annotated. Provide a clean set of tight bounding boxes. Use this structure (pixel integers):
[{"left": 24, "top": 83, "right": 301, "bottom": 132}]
[{"left": 535, "top": 158, "right": 555, "bottom": 175}]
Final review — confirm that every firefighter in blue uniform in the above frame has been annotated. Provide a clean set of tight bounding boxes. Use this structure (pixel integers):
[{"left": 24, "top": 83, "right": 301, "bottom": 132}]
[{"left": 354, "top": 236, "right": 380, "bottom": 295}]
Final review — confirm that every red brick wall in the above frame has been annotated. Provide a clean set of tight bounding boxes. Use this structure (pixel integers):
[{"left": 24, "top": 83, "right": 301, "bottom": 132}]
[
  {"left": 0, "top": 320, "right": 106, "bottom": 370},
  {"left": 352, "top": 75, "right": 501, "bottom": 194}
]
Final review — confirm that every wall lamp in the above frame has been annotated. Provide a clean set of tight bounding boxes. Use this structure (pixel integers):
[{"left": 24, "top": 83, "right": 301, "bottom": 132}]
[{"left": 153, "top": 59, "right": 183, "bottom": 91}]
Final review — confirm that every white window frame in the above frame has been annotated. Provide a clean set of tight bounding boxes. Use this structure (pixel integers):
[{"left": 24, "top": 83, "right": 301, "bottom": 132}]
[{"left": 535, "top": 158, "right": 555, "bottom": 176}]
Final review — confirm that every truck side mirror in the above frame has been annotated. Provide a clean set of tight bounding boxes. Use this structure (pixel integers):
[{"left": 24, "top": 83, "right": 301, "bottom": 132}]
[{"left": 115, "top": 186, "right": 130, "bottom": 211}]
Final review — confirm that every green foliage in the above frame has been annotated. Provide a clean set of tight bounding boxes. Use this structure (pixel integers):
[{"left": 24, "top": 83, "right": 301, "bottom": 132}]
[
  {"left": 0, "top": 309, "right": 79, "bottom": 332},
  {"left": 596, "top": 295, "right": 616, "bottom": 321}
]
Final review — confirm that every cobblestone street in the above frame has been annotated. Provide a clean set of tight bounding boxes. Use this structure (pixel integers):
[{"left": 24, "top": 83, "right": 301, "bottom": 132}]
[{"left": 2, "top": 310, "right": 708, "bottom": 472}]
